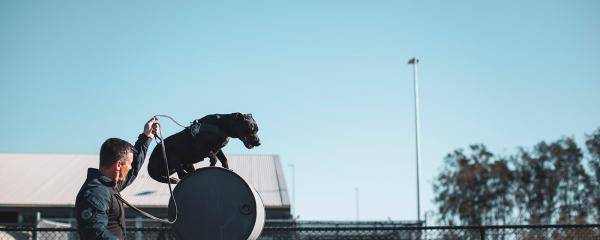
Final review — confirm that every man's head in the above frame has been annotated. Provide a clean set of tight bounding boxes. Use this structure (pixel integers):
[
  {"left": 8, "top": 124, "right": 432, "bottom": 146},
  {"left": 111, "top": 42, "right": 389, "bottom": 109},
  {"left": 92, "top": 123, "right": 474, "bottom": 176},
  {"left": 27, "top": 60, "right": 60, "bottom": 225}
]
[{"left": 99, "top": 138, "right": 135, "bottom": 183}]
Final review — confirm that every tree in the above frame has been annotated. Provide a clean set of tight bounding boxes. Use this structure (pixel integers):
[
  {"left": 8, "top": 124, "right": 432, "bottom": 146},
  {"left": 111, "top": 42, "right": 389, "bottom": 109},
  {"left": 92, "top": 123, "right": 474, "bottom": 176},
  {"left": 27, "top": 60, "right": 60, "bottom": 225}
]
[
  {"left": 550, "top": 137, "right": 590, "bottom": 224},
  {"left": 434, "top": 144, "right": 499, "bottom": 225},
  {"left": 435, "top": 128, "right": 599, "bottom": 225},
  {"left": 505, "top": 138, "right": 590, "bottom": 224},
  {"left": 586, "top": 128, "right": 600, "bottom": 222},
  {"left": 487, "top": 157, "right": 514, "bottom": 225},
  {"left": 513, "top": 141, "right": 559, "bottom": 224}
]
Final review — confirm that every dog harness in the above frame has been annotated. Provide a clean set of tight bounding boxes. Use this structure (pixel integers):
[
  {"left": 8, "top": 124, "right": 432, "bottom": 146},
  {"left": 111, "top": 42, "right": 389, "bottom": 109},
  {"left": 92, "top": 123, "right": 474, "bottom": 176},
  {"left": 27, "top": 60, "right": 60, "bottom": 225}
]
[{"left": 189, "top": 121, "right": 229, "bottom": 139}]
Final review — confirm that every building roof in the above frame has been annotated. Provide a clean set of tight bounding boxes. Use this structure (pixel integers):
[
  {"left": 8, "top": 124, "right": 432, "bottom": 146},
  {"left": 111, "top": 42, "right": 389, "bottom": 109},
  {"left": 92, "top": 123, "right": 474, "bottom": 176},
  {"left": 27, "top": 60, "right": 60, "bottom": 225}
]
[{"left": 0, "top": 153, "right": 290, "bottom": 208}]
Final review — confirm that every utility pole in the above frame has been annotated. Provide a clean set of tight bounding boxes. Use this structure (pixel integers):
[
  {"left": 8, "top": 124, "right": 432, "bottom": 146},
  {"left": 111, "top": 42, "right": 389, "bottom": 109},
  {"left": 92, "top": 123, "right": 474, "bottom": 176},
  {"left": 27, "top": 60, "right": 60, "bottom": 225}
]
[
  {"left": 408, "top": 57, "right": 422, "bottom": 223},
  {"left": 355, "top": 187, "right": 359, "bottom": 221},
  {"left": 288, "top": 164, "right": 296, "bottom": 218}
]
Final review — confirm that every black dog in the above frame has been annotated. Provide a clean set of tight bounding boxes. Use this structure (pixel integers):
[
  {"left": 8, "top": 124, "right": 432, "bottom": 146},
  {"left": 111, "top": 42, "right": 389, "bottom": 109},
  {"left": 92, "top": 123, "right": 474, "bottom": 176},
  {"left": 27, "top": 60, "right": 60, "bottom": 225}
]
[{"left": 148, "top": 113, "right": 260, "bottom": 183}]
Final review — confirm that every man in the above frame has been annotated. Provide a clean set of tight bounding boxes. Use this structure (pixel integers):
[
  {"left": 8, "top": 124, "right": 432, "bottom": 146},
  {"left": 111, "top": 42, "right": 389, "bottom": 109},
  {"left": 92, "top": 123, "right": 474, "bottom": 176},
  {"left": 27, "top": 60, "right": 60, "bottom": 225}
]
[{"left": 75, "top": 117, "right": 159, "bottom": 240}]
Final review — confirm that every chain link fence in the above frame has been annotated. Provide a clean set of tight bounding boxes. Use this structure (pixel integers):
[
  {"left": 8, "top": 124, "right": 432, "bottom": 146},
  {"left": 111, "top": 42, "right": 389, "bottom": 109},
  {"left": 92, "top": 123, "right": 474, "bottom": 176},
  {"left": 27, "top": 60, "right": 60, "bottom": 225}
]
[{"left": 1, "top": 225, "right": 600, "bottom": 239}]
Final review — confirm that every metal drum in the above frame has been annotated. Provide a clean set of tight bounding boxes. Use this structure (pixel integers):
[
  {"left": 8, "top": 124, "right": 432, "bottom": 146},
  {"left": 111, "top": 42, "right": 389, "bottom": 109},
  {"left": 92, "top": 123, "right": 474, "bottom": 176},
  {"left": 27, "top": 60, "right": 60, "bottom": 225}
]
[{"left": 168, "top": 167, "right": 265, "bottom": 240}]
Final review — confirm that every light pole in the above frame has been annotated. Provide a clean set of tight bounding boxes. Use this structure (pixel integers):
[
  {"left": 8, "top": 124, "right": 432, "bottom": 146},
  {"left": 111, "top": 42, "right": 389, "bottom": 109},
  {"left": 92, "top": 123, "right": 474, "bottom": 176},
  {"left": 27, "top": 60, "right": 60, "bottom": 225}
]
[
  {"left": 355, "top": 187, "right": 360, "bottom": 221},
  {"left": 288, "top": 164, "right": 296, "bottom": 218},
  {"left": 408, "top": 57, "right": 422, "bottom": 223}
]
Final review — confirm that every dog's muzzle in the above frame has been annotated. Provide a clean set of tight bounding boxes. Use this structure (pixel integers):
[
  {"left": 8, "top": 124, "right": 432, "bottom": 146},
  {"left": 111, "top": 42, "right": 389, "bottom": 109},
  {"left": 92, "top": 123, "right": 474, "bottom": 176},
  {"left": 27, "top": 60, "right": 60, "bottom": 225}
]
[{"left": 242, "top": 136, "right": 261, "bottom": 149}]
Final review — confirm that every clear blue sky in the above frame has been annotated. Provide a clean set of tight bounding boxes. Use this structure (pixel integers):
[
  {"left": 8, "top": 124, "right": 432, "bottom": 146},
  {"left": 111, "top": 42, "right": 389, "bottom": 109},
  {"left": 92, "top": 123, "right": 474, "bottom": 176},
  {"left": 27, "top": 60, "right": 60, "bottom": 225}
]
[{"left": 1, "top": 0, "right": 599, "bottom": 222}]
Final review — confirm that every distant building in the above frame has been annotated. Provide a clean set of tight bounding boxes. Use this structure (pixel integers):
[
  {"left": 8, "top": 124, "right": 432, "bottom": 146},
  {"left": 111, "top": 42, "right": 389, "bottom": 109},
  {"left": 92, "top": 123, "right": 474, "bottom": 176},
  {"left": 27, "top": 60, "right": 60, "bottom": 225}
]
[{"left": 0, "top": 153, "right": 291, "bottom": 227}]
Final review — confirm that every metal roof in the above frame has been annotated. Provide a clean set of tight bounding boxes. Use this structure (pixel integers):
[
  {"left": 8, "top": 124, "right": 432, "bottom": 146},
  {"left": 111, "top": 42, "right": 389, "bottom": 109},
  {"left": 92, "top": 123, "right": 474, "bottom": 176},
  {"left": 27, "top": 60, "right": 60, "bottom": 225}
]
[{"left": 0, "top": 153, "right": 290, "bottom": 208}]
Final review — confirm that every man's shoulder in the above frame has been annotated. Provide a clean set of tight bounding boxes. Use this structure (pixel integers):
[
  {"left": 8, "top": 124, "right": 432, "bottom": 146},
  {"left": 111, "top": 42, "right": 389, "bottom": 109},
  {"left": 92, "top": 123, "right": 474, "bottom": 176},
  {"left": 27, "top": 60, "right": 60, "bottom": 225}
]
[
  {"left": 80, "top": 182, "right": 112, "bottom": 196},
  {"left": 76, "top": 179, "right": 113, "bottom": 211}
]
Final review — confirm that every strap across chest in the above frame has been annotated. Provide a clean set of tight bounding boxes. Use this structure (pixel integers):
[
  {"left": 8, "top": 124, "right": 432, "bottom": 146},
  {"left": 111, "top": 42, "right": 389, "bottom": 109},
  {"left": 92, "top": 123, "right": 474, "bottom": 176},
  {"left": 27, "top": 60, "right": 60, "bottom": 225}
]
[{"left": 189, "top": 122, "right": 229, "bottom": 140}]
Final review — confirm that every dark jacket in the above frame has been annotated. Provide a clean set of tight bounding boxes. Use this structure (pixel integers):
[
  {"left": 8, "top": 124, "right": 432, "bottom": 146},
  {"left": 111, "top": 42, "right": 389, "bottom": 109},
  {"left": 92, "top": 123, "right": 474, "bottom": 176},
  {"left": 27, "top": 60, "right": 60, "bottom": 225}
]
[{"left": 75, "top": 134, "right": 151, "bottom": 240}]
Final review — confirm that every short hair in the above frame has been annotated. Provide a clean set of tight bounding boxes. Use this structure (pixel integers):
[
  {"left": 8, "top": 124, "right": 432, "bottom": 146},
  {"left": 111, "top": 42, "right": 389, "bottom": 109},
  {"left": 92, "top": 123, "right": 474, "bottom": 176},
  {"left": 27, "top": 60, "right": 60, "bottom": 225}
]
[{"left": 99, "top": 138, "right": 135, "bottom": 168}]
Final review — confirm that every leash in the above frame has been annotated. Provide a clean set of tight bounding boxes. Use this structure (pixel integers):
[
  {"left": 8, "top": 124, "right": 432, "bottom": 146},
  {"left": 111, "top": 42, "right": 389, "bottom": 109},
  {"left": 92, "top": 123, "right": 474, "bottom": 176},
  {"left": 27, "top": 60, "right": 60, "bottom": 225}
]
[
  {"left": 114, "top": 114, "right": 185, "bottom": 225},
  {"left": 155, "top": 114, "right": 188, "bottom": 128}
]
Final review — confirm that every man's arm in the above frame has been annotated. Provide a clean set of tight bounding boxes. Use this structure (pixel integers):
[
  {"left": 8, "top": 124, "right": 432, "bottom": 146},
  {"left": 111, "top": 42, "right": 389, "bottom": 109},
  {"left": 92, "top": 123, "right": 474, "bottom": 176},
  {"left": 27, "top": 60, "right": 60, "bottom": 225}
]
[
  {"left": 118, "top": 117, "right": 158, "bottom": 191},
  {"left": 118, "top": 134, "right": 152, "bottom": 191},
  {"left": 76, "top": 190, "right": 119, "bottom": 240}
]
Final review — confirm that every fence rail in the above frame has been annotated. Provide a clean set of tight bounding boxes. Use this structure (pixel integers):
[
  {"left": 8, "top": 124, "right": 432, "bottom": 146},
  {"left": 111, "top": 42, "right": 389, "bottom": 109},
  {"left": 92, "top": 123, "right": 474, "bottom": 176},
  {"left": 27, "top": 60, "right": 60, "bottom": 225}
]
[{"left": 2, "top": 224, "right": 600, "bottom": 239}]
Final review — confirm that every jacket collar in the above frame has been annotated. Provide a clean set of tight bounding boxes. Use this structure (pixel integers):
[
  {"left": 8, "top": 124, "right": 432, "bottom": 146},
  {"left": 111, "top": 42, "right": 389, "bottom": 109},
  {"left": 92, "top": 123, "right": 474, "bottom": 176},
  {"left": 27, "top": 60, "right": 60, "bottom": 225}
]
[{"left": 87, "top": 168, "right": 116, "bottom": 187}]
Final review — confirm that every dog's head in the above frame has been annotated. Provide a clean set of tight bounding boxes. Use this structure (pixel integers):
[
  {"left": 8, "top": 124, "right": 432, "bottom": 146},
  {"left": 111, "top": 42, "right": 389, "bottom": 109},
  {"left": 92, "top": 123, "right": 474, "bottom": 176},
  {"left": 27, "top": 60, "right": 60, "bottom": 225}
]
[{"left": 231, "top": 113, "right": 261, "bottom": 149}]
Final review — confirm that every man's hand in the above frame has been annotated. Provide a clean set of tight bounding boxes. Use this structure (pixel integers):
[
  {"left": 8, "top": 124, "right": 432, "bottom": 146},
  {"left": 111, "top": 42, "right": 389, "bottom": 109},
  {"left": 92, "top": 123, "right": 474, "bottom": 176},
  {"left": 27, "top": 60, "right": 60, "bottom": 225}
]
[{"left": 144, "top": 117, "right": 160, "bottom": 139}]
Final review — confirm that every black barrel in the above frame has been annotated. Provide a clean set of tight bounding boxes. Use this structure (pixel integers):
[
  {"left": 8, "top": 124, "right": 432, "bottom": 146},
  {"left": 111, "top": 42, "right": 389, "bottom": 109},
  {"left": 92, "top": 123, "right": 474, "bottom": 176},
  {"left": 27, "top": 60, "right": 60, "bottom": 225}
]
[{"left": 168, "top": 167, "right": 265, "bottom": 240}]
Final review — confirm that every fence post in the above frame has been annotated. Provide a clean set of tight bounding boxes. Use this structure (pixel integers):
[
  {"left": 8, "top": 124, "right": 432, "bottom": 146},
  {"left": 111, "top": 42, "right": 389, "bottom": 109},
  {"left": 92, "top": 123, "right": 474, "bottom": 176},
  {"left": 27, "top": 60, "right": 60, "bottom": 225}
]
[
  {"left": 479, "top": 226, "right": 485, "bottom": 240},
  {"left": 31, "top": 228, "right": 37, "bottom": 240}
]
